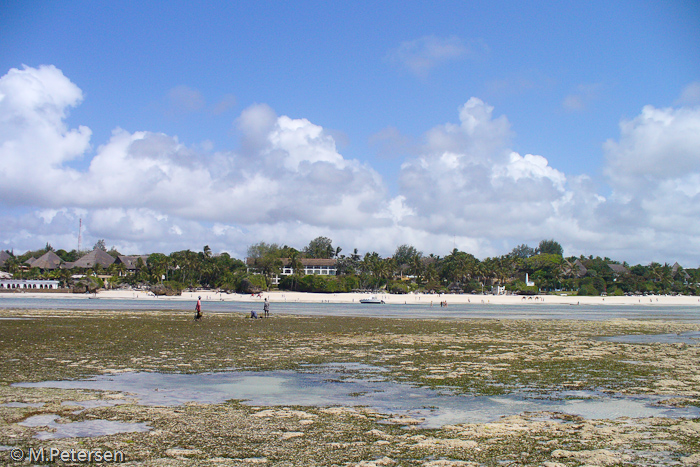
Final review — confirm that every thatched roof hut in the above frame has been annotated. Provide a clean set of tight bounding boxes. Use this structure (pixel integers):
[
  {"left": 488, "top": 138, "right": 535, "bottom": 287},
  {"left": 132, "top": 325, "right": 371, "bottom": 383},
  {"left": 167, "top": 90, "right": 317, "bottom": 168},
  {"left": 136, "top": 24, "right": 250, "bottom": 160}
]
[
  {"left": 672, "top": 262, "right": 690, "bottom": 281},
  {"left": 115, "top": 255, "right": 150, "bottom": 271},
  {"left": 67, "top": 249, "right": 116, "bottom": 269},
  {"left": 573, "top": 259, "right": 588, "bottom": 278},
  {"left": 0, "top": 251, "right": 11, "bottom": 267},
  {"left": 31, "top": 251, "right": 63, "bottom": 270},
  {"left": 607, "top": 263, "right": 629, "bottom": 276}
]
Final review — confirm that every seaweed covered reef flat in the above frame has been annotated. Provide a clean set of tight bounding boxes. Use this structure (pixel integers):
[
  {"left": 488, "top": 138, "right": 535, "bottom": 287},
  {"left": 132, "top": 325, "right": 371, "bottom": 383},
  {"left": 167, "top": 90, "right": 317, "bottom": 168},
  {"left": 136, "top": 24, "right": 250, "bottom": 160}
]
[{"left": 1, "top": 309, "right": 699, "bottom": 466}]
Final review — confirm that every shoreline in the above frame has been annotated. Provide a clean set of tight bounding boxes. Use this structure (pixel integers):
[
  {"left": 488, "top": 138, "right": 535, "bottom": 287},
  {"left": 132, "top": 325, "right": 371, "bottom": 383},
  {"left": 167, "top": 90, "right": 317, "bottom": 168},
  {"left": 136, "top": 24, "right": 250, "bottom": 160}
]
[{"left": 1, "top": 289, "right": 699, "bottom": 306}]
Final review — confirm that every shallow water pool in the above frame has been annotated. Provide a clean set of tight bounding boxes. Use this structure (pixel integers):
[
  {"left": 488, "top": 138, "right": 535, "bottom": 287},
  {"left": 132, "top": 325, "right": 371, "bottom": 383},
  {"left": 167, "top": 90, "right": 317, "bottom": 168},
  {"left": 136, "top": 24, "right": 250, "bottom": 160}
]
[
  {"left": 16, "top": 364, "right": 700, "bottom": 429},
  {"left": 600, "top": 330, "right": 700, "bottom": 344},
  {"left": 19, "top": 414, "right": 150, "bottom": 439}
]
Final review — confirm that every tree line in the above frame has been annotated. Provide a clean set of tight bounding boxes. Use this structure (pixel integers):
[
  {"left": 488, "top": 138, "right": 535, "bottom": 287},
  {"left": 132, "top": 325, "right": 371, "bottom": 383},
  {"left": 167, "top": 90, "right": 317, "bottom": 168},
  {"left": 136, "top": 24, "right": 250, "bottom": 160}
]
[{"left": 2, "top": 237, "right": 698, "bottom": 296}]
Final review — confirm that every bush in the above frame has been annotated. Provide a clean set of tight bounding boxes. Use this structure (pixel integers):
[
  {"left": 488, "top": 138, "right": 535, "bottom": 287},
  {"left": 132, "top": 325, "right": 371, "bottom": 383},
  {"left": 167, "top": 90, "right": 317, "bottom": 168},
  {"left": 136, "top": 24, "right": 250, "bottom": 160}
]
[
  {"left": 516, "top": 285, "right": 539, "bottom": 295},
  {"left": 387, "top": 281, "right": 409, "bottom": 294},
  {"left": 578, "top": 283, "right": 599, "bottom": 296},
  {"left": 464, "top": 280, "right": 482, "bottom": 293},
  {"left": 611, "top": 287, "right": 624, "bottom": 296},
  {"left": 298, "top": 275, "right": 344, "bottom": 293}
]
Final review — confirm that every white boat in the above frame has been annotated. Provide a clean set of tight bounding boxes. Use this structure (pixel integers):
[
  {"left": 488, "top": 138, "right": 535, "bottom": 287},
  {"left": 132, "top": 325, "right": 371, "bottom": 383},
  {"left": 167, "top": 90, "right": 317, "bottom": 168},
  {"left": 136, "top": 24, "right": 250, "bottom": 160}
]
[{"left": 360, "top": 297, "right": 384, "bottom": 304}]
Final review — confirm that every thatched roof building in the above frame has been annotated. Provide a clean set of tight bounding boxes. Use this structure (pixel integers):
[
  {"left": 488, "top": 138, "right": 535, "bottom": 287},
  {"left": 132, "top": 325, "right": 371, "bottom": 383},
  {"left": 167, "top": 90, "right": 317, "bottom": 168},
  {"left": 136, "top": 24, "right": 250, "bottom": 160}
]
[
  {"left": 607, "top": 263, "right": 629, "bottom": 276},
  {"left": 67, "top": 249, "right": 116, "bottom": 269},
  {"left": 115, "top": 255, "right": 150, "bottom": 271},
  {"left": 672, "top": 262, "right": 690, "bottom": 281},
  {"left": 573, "top": 259, "right": 588, "bottom": 278},
  {"left": 31, "top": 251, "right": 63, "bottom": 270},
  {"left": 0, "top": 251, "right": 11, "bottom": 267}
]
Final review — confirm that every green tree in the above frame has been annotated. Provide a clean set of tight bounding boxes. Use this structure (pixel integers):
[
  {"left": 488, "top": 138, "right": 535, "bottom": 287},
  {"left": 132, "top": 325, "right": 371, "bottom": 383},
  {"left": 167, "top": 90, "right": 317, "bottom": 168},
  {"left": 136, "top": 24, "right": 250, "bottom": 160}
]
[
  {"left": 524, "top": 253, "right": 564, "bottom": 291},
  {"left": 510, "top": 244, "right": 535, "bottom": 259},
  {"left": 285, "top": 251, "right": 304, "bottom": 291},
  {"left": 247, "top": 242, "right": 281, "bottom": 260},
  {"left": 147, "top": 253, "right": 169, "bottom": 283},
  {"left": 303, "top": 237, "right": 334, "bottom": 259},
  {"left": 409, "top": 255, "right": 425, "bottom": 284},
  {"left": 536, "top": 239, "right": 563, "bottom": 257},
  {"left": 440, "top": 249, "right": 478, "bottom": 288},
  {"left": 393, "top": 244, "right": 422, "bottom": 279},
  {"left": 245, "top": 243, "right": 283, "bottom": 290},
  {"left": 393, "top": 244, "right": 421, "bottom": 267}
]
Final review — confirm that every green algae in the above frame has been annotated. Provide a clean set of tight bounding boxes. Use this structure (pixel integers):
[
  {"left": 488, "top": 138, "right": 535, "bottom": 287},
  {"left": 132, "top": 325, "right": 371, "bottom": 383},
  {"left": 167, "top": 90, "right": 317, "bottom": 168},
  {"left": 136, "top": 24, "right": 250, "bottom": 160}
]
[{"left": 1, "top": 308, "right": 699, "bottom": 466}]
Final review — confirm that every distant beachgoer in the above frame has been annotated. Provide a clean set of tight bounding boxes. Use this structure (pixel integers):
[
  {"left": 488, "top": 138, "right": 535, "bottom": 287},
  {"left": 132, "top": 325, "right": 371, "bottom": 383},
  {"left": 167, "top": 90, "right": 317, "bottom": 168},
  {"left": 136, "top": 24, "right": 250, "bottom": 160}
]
[
  {"left": 194, "top": 296, "right": 202, "bottom": 321},
  {"left": 250, "top": 310, "right": 259, "bottom": 319},
  {"left": 263, "top": 297, "right": 270, "bottom": 318}
]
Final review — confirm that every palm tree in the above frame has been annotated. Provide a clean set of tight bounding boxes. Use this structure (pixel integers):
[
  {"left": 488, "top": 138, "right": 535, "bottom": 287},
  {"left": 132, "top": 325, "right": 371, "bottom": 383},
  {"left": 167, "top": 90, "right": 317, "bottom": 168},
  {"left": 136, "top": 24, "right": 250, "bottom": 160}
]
[
  {"left": 410, "top": 255, "right": 424, "bottom": 284},
  {"left": 424, "top": 263, "right": 438, "bottom": 288},
  {"left": 288, "top": 252, "right": 303, "bottom": 290}
]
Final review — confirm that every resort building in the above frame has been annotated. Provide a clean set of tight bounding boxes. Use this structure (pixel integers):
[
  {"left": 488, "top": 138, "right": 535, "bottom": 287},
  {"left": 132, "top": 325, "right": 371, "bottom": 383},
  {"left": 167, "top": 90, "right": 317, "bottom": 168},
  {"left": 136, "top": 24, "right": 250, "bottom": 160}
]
[
  {"left": 0, "top": 279, "right": 60, "bottom": 290},
  {"left": 66, "top": 249, "right": 116, "bottom": 269},
  {"left": 28, "top": 251, "right": 63, "bottom": 271},
  {"left": 607, "top": 263, "right": 630, "bottom": 280},
  {"left": 246, "top": 258, "right": 337, "bottom": 285},
  {"left": 672, "top": 262, "right": 690, "bottom": 283},
  {"left": 115, "top": 255, "right": 151, "bottom": 273}
]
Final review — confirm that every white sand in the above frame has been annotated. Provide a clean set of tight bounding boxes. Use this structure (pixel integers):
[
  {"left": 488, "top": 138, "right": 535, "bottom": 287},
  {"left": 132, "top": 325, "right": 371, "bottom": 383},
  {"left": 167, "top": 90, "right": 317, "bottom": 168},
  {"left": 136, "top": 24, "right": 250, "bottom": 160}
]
[{"left": 2, "top": 289, "right": 699, "bottom": 306}]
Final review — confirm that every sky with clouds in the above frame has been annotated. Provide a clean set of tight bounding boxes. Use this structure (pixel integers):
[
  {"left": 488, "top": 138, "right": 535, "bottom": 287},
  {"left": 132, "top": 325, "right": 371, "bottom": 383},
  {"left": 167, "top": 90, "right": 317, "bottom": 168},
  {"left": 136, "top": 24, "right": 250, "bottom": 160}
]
[{"left": 1, "top": 0, "right": 699, "bottom": 265}]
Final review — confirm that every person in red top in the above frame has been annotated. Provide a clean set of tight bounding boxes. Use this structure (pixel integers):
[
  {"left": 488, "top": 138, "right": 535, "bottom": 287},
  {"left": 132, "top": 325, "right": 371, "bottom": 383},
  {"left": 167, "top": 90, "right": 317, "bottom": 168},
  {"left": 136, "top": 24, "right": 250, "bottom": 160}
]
[{"left": 194, "top": 296, "right": 202, "bottom": 321}]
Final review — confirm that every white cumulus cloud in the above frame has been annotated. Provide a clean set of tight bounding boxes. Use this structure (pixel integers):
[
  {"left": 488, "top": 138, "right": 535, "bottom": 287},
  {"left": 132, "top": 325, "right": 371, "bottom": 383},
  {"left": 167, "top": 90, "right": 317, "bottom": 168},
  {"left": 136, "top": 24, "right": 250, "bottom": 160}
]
[{"left": 2, "top": 65, "right": 700, "bottom": 264}]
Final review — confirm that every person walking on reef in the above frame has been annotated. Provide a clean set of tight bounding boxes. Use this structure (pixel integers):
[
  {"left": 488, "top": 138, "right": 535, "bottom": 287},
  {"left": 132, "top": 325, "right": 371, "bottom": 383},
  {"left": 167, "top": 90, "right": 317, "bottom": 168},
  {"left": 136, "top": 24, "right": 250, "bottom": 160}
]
[
  {"left": 263, "top": 297, "right": 270, "bottom": 318},
  {"left": 194, "top": 296, "right": 202, "bottom": 321}
]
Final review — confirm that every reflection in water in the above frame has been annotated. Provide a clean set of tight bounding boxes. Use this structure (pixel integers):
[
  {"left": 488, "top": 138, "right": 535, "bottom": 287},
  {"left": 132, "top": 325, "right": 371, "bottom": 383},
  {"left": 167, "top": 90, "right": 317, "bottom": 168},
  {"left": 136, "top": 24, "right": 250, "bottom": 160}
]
[{"left": 16, "top": 364, "right": 700, "bottom": 429}]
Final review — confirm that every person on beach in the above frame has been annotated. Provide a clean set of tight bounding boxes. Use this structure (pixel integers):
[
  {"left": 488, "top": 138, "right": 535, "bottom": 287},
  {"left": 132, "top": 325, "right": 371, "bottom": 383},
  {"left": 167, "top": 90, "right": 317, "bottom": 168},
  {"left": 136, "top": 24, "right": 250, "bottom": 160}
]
[
  {"left": 263, "top": 297, "right": 270, "bottom": 318},
  {"left": 194, "top": 296, "right": 202, "bottom": 321}
]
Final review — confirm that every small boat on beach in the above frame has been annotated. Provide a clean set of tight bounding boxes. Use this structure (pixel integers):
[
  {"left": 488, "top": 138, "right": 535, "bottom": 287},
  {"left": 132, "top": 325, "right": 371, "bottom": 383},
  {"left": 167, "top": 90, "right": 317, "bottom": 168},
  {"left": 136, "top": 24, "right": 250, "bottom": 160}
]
[{"left": 360, "top": 297, "right": 384, "bottom": 304}]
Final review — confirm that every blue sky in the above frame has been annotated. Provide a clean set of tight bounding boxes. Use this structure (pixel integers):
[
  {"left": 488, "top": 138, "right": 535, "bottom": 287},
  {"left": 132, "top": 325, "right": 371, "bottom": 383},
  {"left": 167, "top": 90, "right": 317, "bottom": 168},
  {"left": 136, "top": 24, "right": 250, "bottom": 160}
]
[{"left": 1, "top": 1, "right": 699, "bottom": 264}]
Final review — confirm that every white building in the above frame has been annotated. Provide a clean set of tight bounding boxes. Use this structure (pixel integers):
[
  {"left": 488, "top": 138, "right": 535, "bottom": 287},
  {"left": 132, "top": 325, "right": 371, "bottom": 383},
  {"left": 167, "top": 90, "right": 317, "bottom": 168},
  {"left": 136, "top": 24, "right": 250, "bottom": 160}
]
[
  {"left": 247, "top": 258, "right": 338, "bottom": 285},
  {"left": 0, "top": 279, "right": 60, "bottom": 290}
]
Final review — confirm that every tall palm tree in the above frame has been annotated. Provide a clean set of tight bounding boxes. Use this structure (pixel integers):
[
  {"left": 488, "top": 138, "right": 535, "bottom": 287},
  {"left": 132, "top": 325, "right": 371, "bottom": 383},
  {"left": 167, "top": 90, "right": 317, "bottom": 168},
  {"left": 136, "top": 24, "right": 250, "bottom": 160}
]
[
  {"left": 410, "top": 255, "right": 424, "bottom": 284},
  {"left": 288, "top": 252, "right": 303, "bottom": 290}
]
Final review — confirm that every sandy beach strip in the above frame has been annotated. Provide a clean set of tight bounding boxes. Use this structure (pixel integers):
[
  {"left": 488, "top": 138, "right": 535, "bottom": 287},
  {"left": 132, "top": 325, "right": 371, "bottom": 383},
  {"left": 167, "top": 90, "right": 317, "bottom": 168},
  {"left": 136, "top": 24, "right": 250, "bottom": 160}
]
[{"left": 2, "top": 288, "right": 699, "bottom": 306}]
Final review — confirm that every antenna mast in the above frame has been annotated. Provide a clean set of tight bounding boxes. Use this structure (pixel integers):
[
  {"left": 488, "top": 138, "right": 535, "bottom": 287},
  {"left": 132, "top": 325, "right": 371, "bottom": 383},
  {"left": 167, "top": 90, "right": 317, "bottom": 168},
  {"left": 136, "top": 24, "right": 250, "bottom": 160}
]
[{"left": 78, "top": 218, "right": 82, "bottom": 252}]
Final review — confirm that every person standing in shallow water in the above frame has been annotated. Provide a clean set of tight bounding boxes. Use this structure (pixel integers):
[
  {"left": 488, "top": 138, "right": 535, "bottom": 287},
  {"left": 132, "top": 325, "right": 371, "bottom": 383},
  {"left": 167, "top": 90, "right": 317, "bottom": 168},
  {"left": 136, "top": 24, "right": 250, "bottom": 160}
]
[
  {"left": 194, "top": 296, "right": 202, "bottom": 321},
  {"left": 263, "top": 297, "right": 270, "bottom": 318}
]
